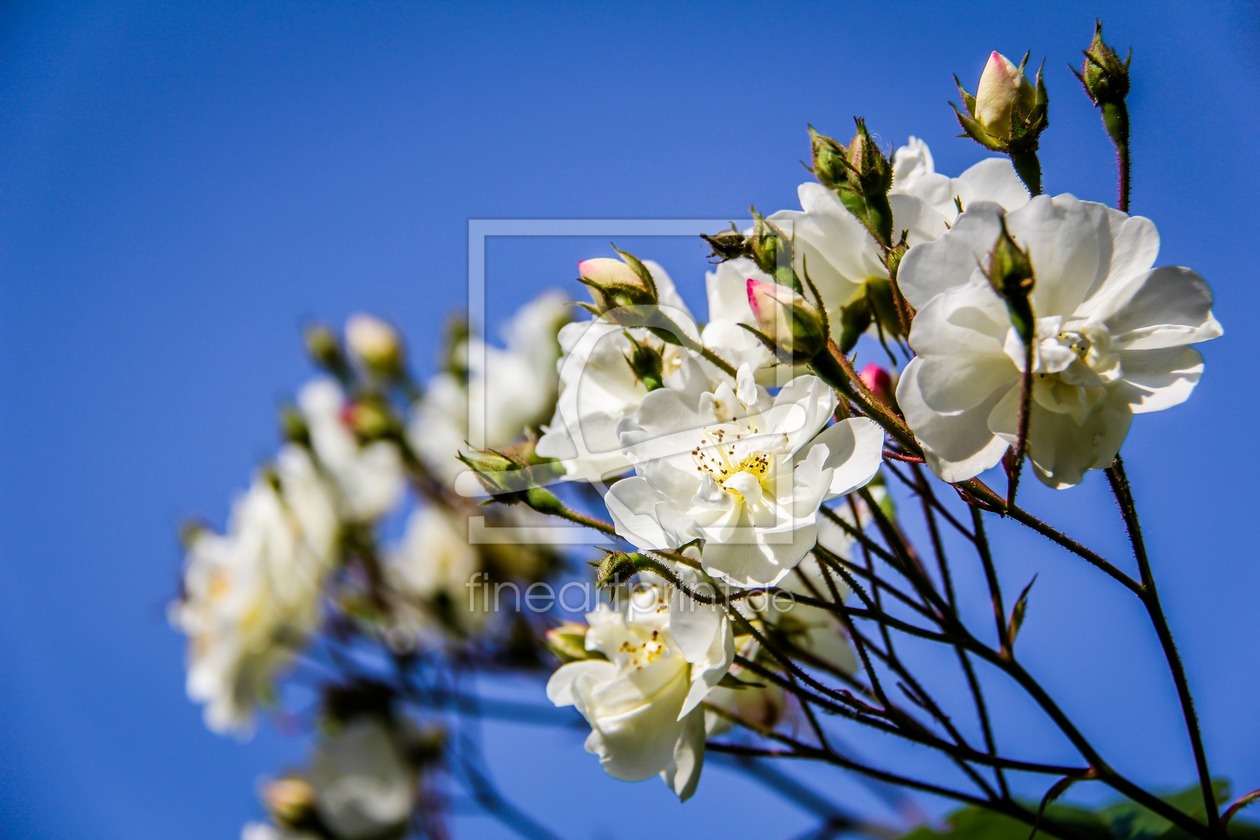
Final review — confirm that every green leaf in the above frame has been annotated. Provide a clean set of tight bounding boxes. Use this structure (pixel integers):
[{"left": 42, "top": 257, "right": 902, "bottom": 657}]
[
  {"left": 900, "top": 804, "right": 1110, "bottom": 840},
  {"left": 1007, "top": 574, "right": 1038, "bottom": 649}
]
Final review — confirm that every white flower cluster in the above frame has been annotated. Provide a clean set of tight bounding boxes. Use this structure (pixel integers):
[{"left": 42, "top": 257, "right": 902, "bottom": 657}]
[
  {"left": 534, "top": 134, "right": 1220, "bottom": 801},
  {"left": 175, "top": 297, "right": 569, "bottom": 780}
]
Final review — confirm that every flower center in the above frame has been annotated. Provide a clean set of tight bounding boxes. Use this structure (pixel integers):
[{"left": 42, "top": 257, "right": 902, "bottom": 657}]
[
  {"left": 690, "top": 423, "right": 778, "bottom": 503},
  {"left": 1014, "top": 319, "right": 1122, "bottom": 420},
  {"left": 618, "top": 628, "right": 671, "bottom": 669}
]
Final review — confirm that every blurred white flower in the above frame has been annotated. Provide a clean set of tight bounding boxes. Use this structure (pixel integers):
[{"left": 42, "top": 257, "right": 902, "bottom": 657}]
[
  {"left": 384, "top": 503, "right": 486, "bottom": 642},
  {"left": 606, "top": 365, "right": 884, "bottom": 588},
  {"left": 299, "top": 379, "right": 404, "bottom": 522},
  {"left": 896, "top": 194, "right": 1222, "bottom": 487},
  {"left": 309, "top": 716, "right": 417, "bottom": 840},
  {"left": 411, "top": 291, "right": 568, "bottom": 486},
  {"left": 174, "top": 447, "right": 339, "bottom": 734},
  {"left": 546, "top": 578, "right": 732, "bottom": 801}
]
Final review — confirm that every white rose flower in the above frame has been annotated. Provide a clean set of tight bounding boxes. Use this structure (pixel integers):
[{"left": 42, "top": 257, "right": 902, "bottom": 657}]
[
  {"left": 299, "top": 379, "right": 405, "bottom": 522},
  {"left": 536, "top": 262, "right": 712, "bottom": 482},
  {"left": 605, "top": 365, "right": 884, "bottom": 588},
  {"left": 309, "top": 716, "right": 417, "bottom": 840},
  {"left": 174, "top": 447, "right": 339, "bottom": 734},
  {"left": 891, "top": 136, "right": 1030, "bottom": 229},
  {"left": 546, "top": 579, "right": 733, "bottom": 801},
  {"left": 896, "top": 194, "right": 1222, "bottom": 487}
]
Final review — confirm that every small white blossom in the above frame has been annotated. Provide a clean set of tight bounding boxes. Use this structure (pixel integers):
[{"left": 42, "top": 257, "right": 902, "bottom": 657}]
[
  {"left": 547, "top": 579, "right": 732, "bottom": 801},
  {"left": 896, "top": 194, "right": 1222, "bottom": 487},
  {"left": 606, "top": 365, "right": 884, "bottom": 588}
]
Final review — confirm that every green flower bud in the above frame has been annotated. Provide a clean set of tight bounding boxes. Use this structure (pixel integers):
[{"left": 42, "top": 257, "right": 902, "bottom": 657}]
[
  {"left": 809, "top": 125, "right": 850, "bottom": 192},
  {"left": 1075, "top": 20, "right": 1130, "bottom": 107},
  {"left": 342, "top": 397, "right": 397, "bottom": 442},
  {"left": 624, "top": 335, "right": 665, "bottom": 392},
  {"left": 303, "top": 323, "right": 348, "bottom": 375},
  {"left": 545, "top": 621, "right": 591, "bottom": 662},
  {"left": 595, "top": 552, "right": 639, "bottom": 588},
  {"left": 279, "top": 404, "right": 311, "bottom": 447},
  {"left": 987, "top": 219, "right": 1036, "bottom": 344},
  {"left": 457, "top": 446, "right": 566, "bottom": 515},
  {"left": 847, "top": 119, "right": 893, "bottom": 198},
  {"left": 748, "top": 212, "right": 791, "bottom": 280}
]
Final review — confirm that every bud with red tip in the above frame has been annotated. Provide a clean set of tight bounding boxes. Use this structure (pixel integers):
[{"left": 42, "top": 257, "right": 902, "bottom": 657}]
[
  {"left": 577, "top": 251, "right": 658, "bottom": 314},
  {"left": 744, "top": 278, "right": 827, "bottom": 363},
  {"left": 953, "top": 51, "right": 1049, "bottom": 194}
]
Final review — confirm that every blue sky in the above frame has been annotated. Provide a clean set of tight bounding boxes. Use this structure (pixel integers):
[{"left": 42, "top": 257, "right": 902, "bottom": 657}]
[{"left": 3, "top": 1, "right": 1259, "bottom": 837}]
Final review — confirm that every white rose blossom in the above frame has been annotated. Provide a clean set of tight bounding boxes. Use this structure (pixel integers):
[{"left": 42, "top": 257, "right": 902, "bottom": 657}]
[
  {"left": 546, "top": 577, "right": 733, "bottom": 801},
  {"left": 606, "top": 364, "right": 884, "bottom": 588},
  {"left": 896, "top": 194, "right": 1222, "bottom": 487},
  {"left": 174, "top": 446, "right": 339, "bottom": 734}
]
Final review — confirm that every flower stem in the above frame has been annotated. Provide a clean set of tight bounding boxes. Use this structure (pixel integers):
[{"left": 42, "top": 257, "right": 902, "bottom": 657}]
[
  {"left": 1010, "top": 149, "right": 1044, "bottom": 197},
  {"left": 1106, "top": 455, "right": 1220, "bottom": 835}
]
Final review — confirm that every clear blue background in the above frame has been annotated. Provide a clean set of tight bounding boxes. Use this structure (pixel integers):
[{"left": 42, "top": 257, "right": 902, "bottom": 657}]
[{"left": 3, "top": 1, "right": 1258, "bottom": 837}]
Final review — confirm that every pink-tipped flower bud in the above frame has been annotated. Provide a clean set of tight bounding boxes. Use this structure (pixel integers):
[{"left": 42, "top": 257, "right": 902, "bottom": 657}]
[
  {"left": 975, "top": 52, "right": 1036, "bottom": 140},
  {"left": 578, "top": 253, "right": 658, "bottom": 313},
  {"left": 745, "top": 278, "right": 827, "bottom": 363}
]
